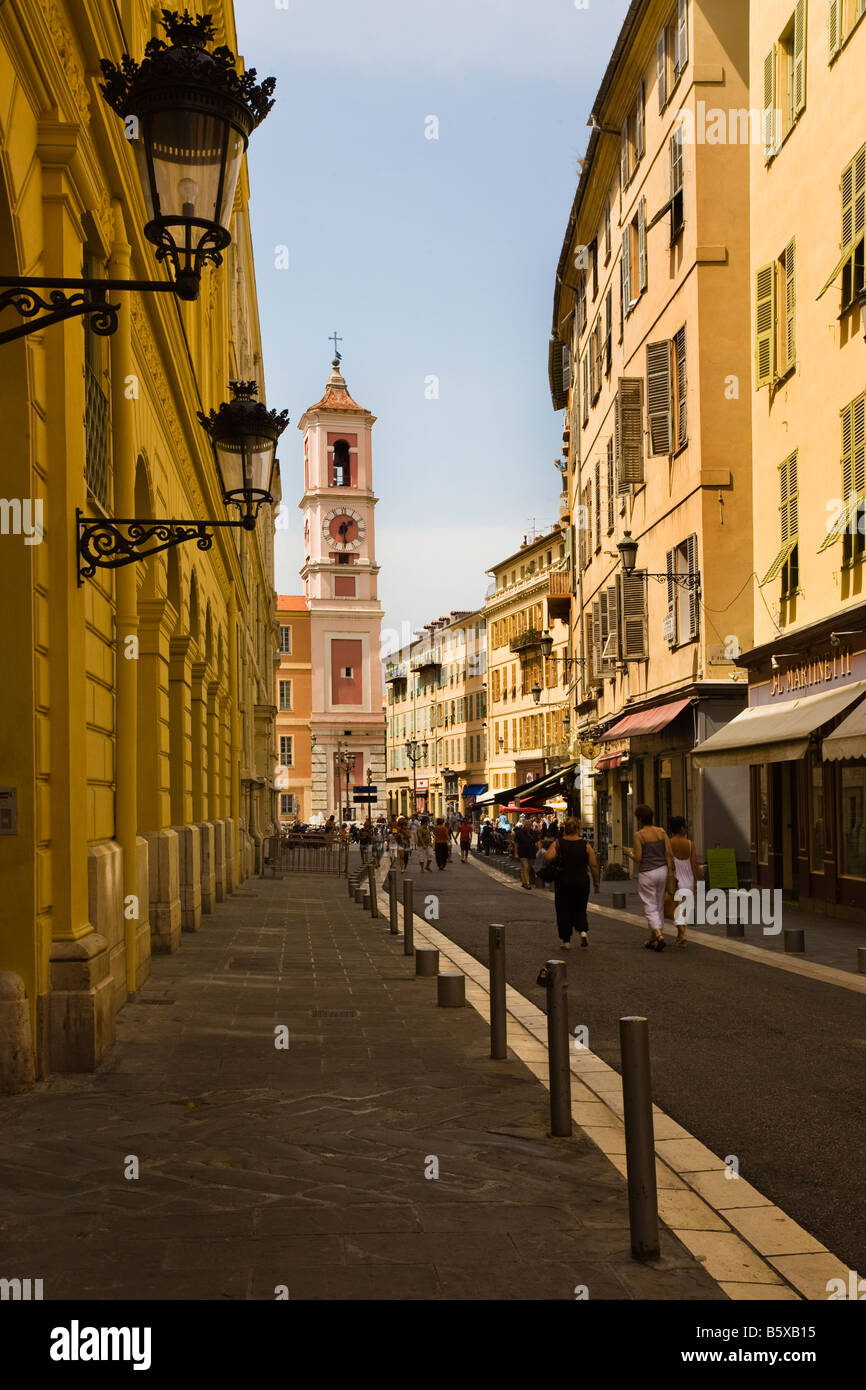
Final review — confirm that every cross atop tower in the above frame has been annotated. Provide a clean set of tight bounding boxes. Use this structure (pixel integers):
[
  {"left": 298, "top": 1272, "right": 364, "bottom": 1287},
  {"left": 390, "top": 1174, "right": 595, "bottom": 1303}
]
[{"left": 329, "top": 330, "right": 342, "bottom": 363}]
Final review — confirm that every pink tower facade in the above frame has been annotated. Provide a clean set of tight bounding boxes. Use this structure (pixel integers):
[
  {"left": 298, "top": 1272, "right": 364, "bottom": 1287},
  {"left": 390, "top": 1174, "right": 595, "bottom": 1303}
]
[{"left": 298, "top": 357, "right": 386, "bottom": 820}]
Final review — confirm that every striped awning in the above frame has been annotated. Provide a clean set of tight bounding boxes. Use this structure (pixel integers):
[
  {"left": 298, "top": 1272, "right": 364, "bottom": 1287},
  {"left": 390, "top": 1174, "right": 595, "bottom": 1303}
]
[
  {"left": 822, "top": 700, "right": 866, "bottom": 761},
  {"left": 600, "top": 698, "right": 692, "bottom": 741}
]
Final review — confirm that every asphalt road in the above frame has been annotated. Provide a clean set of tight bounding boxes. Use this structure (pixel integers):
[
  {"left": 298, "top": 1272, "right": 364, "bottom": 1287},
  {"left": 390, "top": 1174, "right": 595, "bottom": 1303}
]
[{"left": 411, "top": 851, "right": 866, "bottom": 1276}]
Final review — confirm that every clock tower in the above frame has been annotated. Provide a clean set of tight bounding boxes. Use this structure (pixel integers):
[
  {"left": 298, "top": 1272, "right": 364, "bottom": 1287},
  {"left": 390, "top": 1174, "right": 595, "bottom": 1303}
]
[{"left": 298, "top": 354, "right": 386, "bottom": 821}]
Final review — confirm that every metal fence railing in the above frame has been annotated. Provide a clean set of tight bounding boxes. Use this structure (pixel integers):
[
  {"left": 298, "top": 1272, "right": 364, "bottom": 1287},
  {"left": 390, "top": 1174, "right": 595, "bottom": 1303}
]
[{"left": 268, "top": 834, "right": 349, "bottom": 876}]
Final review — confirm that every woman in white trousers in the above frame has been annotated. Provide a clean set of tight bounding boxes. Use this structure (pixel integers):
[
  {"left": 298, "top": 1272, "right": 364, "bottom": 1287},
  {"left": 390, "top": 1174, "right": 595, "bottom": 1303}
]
[{"left": 623, "top": 804, "right": 675, "bottom": 952}]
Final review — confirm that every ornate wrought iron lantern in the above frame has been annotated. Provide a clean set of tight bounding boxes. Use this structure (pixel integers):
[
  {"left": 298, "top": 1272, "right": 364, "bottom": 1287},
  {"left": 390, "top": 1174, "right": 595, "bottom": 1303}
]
[{"left": 0, "top": 10, "right": 275, "bottom": 343}]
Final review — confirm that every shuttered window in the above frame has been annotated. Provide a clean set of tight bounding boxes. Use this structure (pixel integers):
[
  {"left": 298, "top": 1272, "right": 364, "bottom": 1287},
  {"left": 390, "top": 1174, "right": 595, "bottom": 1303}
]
[
  {"left": 657, "top": 29, "right": 667, "bottom": 111},
  {"left": 763, "top": 47, "right": 777, "bottom": 160},
  {"left": 793, "top": 0, "right": 806, "bottom": 115},
  {"left": 685, "top": 533, "right": 699, "bottom": 639},
  {"left": 594, "top": 317, "right": 604, "bottom": 397},
  {"left": 615, "top": 377, "right": 645, "bottom": 490},
  {"left": 665, "top": 547, "right": 677, "bottom": 645},
  {"left": 618, "top": 572, "right": 648, "bottom": 660},
  {"left": 602, "top": 583, "right": 619, "bottom": 670},
  {"left": 638, "top": 198, "right": 647, "bottom": 291},
  {"left": 676, "top": 0, "right": 688, "bottom": 74},
  {"left": 674, "top": 326, "right": 688, "bottom": 446},
  {"left": 670, "top": 127, "right": 684, "bottom": 240},
  {"left": 635, "top": 82, "right": 645, "bottom": 161},
  {"left": 604, "top": 197, "right": 612, "bottom": 262},
  {"left": 582, "top": 354, "right": 589, "bottom": 425},
  {"left": 575, "top": 277, "right": 586, "bottom": 335},
  {"left": 821, "top": 394, "right": 866, "bottom": 561},
  {"left": 828, "top": 0, "right": 842, "bottom": 58},
  {"left": 606, "top": 438, "right": 615, "bottom": 531},
  {"left": 594, "top": 459, "right": 602, "bottom": 550},
  {"left": 761, "top": 451, "right": 799, "bottom": 582},
  {"left": 841, "top": 144, "right": 866, "bottom": 309},
  {"left": 755, "top": 262, "right": 776, "bottom": 388},
  {"left": 621, "top": 116, "right": 630, "bottom": 190},
  {"left": 781, "top": 238, "right": 796, "bottom": 372},
  {"left": 604, "top": 289, "right": 612, "bottom": 374},
  {"left": 646, "top": 340, "right": 673, "bottom": 456},
  {"left": 591, "top": 600, "right": 602, "bottom": 680},
  {"left": 621, "top": 227, "right": 631, "bottom": 311}
]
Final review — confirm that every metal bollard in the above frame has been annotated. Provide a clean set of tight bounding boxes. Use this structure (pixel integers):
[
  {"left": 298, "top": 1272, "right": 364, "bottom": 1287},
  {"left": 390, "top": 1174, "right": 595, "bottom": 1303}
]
[
  {"left": 348, "top": 873, "right": 358, "bottom": 899},
  {"left": 858, "top": 946, "right": 866, "bottom": 975},
  {"left": 726, "top": 921, "right": 745, "bottom": 938},
  {"left": 353, "top": 884, "right": 363, "bottom": 904},
  {"left": 619, "top": 1016, "right": 660, "bottom": 1262},
  {"left": 489, "top": 924, "right": 507, "bottom": 1060},
  {"left": 784, "top": 928, "right": 805, "bottom": 953},
  {"left": 415, "top": 947, "right": 439, "bottom": 977},
  {"left": 437, "top": 972, "right": 465, "bottom": 1007},
  {"left": 535, "top": 960, "right": 572, "bottom": 1137},
  {"left": 361, "top": 887, "right": 371, "bottom": 912},
  {"left": 402, "top": 878, "right": 414, "bottom": 956},
  {"left": 612, "top": 891, "right": 627, "bottom": 910},
  {"left": 389, "top": 871, "right": 399, "bottom": 935},
  {"left": 367, "top": 863, "right": 379, "bottom": 919}
]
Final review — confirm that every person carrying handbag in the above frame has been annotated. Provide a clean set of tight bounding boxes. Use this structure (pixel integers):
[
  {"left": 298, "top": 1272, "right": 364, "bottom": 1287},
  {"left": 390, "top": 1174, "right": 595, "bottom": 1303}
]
[
  {"left": 542, "top": 817, "right": 599, "bottom": 949},
  {"left": 623, "top": 804, "right": 675, "bottom": 952}
]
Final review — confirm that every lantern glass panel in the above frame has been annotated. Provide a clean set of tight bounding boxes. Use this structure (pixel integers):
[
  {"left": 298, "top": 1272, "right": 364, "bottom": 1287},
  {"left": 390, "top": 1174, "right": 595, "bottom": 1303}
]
[
  {"left": 138, "top": 109, "right": 245, "bottom": 232},
  {"left": 215, "top": 434, "right": 275, "bottom": 500}
]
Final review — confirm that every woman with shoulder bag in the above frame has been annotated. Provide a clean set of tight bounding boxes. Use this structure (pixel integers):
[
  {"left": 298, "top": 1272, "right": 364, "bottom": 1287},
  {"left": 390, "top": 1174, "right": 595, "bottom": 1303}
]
[{"left": 542, "top": 817, "right": 600, "bottom": 949}]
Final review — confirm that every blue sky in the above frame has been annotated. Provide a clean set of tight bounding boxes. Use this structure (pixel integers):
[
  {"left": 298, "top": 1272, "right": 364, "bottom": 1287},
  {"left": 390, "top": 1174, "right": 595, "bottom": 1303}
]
[{"left": 234, "top": 0, "right": 632, "bottom": 641}]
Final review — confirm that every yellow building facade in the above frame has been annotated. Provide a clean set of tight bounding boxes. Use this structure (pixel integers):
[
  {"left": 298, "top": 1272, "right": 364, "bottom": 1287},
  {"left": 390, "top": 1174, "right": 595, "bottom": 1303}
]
[
  {"left": 481, "top": 527, "right": 574, "bottom": 817},
  {"left": 275, "top": 596, "right": 312, "bottom": 824},
  {"left": 0, "top": 1, "right": 279, "bottom": 1088},
  {"left": 551, "top": 0, "right": 755, "bottom": 869},
  {"left": 695, "top": 0, "right": 866, "bottom": 914},
  {"left": 385, "top": 611, "right": 488, "bottom": 820}
]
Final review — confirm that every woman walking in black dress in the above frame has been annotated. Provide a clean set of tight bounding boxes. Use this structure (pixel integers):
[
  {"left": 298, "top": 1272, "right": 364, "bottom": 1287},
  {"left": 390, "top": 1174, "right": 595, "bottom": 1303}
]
[{"left": 542, "top": 817, "right": 600, "bottom": 949}]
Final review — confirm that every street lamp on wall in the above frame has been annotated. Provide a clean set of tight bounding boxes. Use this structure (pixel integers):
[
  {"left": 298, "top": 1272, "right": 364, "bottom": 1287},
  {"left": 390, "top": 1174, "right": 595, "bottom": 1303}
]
[
  {"left": 0, "top": 11, "right": 276, "bottom": 344},
  {"left": 617, "top": 530, "right": 701, "bottom": 591},
  {"left": 76, "top": 380, "right": 288, "bottom": 580}
]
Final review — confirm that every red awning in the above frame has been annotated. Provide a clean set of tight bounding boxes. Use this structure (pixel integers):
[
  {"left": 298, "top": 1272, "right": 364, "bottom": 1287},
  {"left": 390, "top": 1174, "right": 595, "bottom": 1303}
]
[
  {"left": 595, "top": 753, "right": 623, "bottom": 771},
  {"left": 600, "top": 697, "right": 692, "bottom": 741}
]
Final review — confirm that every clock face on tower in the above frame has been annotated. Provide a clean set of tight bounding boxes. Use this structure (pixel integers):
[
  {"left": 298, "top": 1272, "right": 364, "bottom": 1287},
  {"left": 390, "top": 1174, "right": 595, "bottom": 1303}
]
[{"left": 323, "top": 506, "right": 366, "bottom": 551}]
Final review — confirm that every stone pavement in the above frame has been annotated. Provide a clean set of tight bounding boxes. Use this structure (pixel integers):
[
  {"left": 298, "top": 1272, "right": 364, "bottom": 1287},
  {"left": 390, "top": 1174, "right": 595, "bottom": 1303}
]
[{"left": 0, "top": 869, "right": 725, "bottom": 1301}]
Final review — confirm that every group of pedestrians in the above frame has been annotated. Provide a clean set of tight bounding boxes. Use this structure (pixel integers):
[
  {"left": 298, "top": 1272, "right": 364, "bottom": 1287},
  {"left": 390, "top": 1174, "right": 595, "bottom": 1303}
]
[{"left": 385, "top": 813, "right": 474, "bottom": 873}]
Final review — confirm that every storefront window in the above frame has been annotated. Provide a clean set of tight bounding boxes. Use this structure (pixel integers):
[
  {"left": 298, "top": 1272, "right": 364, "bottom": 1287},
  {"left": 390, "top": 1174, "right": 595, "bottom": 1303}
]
[
  {"left": 839, "top": 765, "right": 866, "bottom": 879},
  {"left": 757, "top": 765, "right": 769, "bottom": 864},
  {"left": 809, "top": 760, "right": 825, "bottom": 873}
]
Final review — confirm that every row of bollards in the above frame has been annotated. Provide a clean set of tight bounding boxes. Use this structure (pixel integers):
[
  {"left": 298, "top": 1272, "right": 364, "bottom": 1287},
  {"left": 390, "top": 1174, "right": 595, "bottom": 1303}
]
[{"left": 351, "top": 878, "right": 660, "bottom": 1261}]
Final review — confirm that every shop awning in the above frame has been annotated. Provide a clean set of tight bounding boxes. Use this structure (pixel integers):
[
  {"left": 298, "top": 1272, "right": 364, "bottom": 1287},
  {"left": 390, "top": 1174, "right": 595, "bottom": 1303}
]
[
  {"left": 822, "top": 699, "right": 866, "bottom": 761},
  {"left": 474, "top": 778, "right": 537, "bottom": 808},
  {"left": 595, "top": 752, "right": 624, "bottom": 771},
  {"left": 693, "top": 681, "right": 866, "bottom": 767},
  {"left": 515, "top": 763, "right": 578, "bottom": 803},
  {"left": 462, "top": 784, "right": 488, "bottom": 797},
  {"left": 600, "top": 697, "right": 692, "bottom": 741}
]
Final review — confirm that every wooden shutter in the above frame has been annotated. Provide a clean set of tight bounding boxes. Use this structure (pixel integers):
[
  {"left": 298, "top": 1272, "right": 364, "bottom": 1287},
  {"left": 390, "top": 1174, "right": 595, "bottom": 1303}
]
[
  {"left": 605, "top": 289, "right": 612, "bottom": 373},
  {"left": 756, "top": 262, "right": 776, "bottom": 388},
  {"left": 621, "top": 118, "right": 630, "bottom": 188},
  {"left": 763, "top": 48, "right": 776, "bottom": 160},
  {"left": 675, "top": 326, "right": 688, "bottom": 445},
  {"left": 595, "top": 317, "right": 604, "bottom": 391},
  {"left": 665, "top": 547, "right": 677, "bottom": 643},
  {"left": 591, "top": 600, "right": 602, "bottom": 679},
  {"left": 783, "top": 239, "right": 796, "bottom": 371},
  {"left": 621, "top": 227, "right": 631, "bottom": 310},
  {"left": 585, "top": 613, "right": 596, "bottom": 684},
  {"left": 604, "top": 583, "right": 619, "bottom": 669},
  {"left": 619, "top": 572, "right": 648, "bottom": 659},
  {"left": 638, "top": 199, "right": 647, "bottom": 291},
  {"left": 841, "top": 400, "right": 854, "bottom": 499},
  {"left": 576, "top": 277, "right": 585, "bottom": 334},
  {"left": 828, "top": 0, "right": 841, "bottom": 59},
  {"left": 616, "top": 377, "right": 645, "bottom": 488},
  {"left": 793, "top": 0, "right": 807, "bottom": 116},
  {"left": 606, "top": 437, "right": 615, "bottom": 530},
  {"left": 582, "top": 354, "right": 589, "bottom": 424},
  {"left": 646, "top": 340, "right": 673, "bottom": 455},
  {"left": 635, "top": 82, "right": 645, "bottom": 161},
  {"left": 599, "top": 590, "right": 609, "bottom": 670},
  {"left": 657, "top": 29, "right": 667, "bottom": 111},
  {"left": 594, "top": 459, "right": 601, "bottom": 548},
  {"left": 604, "top": 197, "right": 612, "bottom": 261},
  {"left": 856, "top": 394, "right": 866, "bottom": 497},
  {"left": 670, "top": 127, "right": 684, "bottom": 194},
  {"left": 686, "top": 533, "right": 699, "bottom": 640},
  {"left": 676, "top": 0, "right": 688, "bottom": 74}
]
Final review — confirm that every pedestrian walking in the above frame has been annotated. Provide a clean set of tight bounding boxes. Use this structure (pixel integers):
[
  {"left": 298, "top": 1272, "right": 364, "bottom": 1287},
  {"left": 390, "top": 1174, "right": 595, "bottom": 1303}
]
[
  {"left": 479, "top": 818, "right": 493, "bottom": 857},
  {"left": 542, "top": 816, "right": 600, "bottom": 948},
  {"left": 358, "top": 823, "right": 371, "bottom": 863},
  {"left": 433, "top": 817, "right": 450, "bottom": 870},
  {"left": 371, "top": 825, "right": 384, "bottom": 867},
  {"left": 623, "top": 805, "right": 675, "bottom": 951},
  {"left": 669, "top": 816, "right": 698, "bottom": 945},
  {"left": 396, "top": 819, "right": 412, "bottom": 871},
  {"left": 457, "top": 816, "right": 473, "bottom": 862},
  {"left": 514, "top": 818, "right": 538, "bottom": 890},
  {"left": 416, "top": 817, "right": 434, "bottom": 871}
]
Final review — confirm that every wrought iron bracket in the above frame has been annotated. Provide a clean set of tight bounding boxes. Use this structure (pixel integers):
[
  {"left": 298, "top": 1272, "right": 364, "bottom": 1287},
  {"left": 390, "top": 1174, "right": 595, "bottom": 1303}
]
[
  {"left": 76, "top": 510, "right": 249, "bottom": 584},
  {"left": 0, "top": 274, "right": 193, "bottom": 346},
  {"left": 643, "top": 572, "right": 702, "bottom": 591}
]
